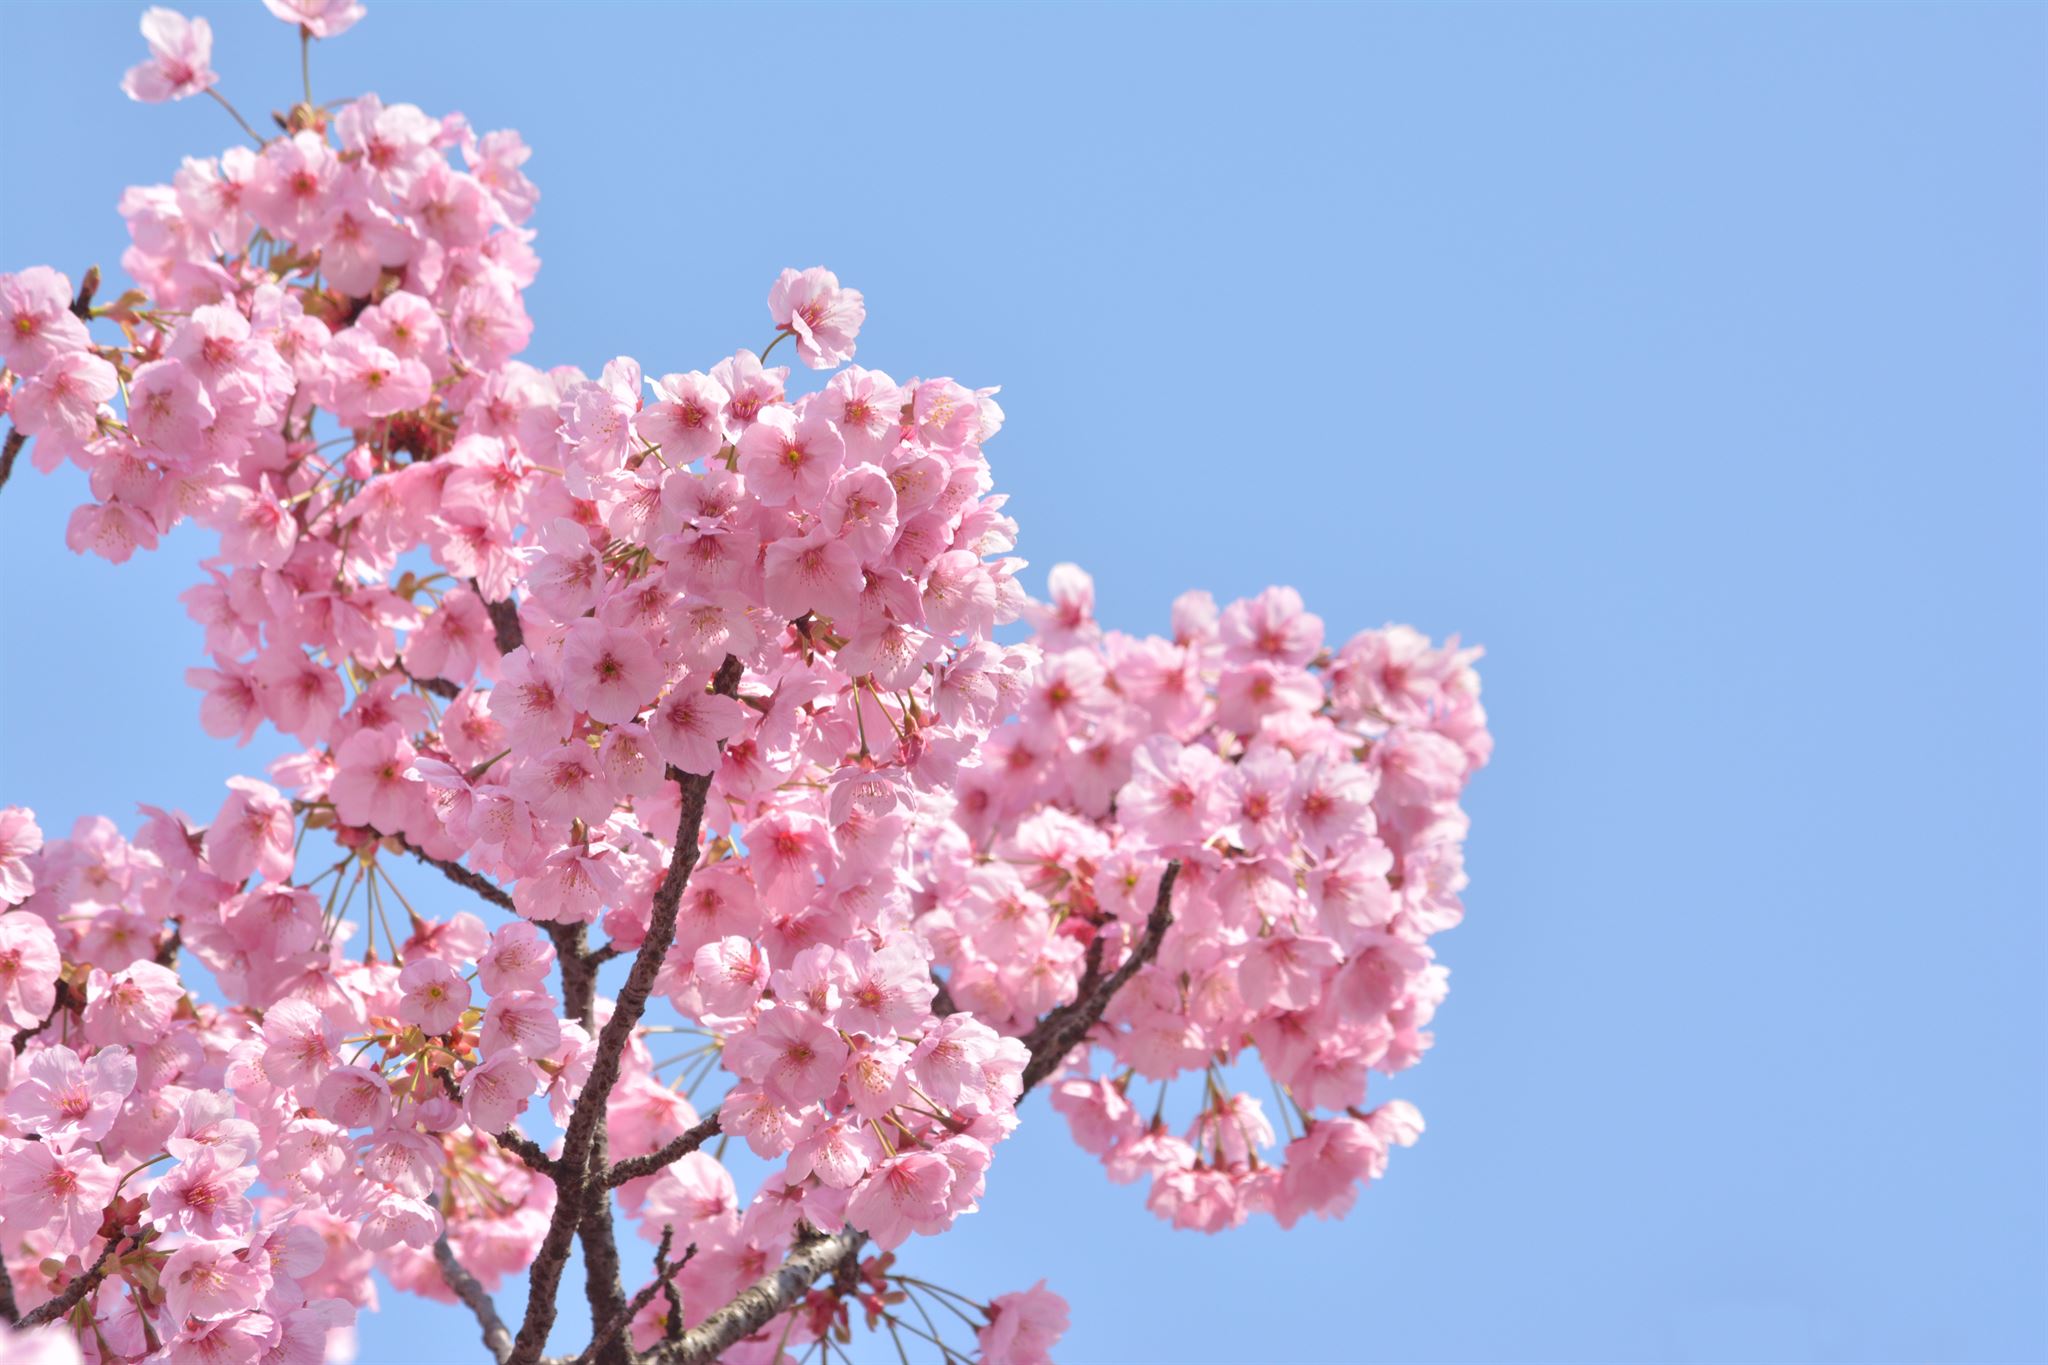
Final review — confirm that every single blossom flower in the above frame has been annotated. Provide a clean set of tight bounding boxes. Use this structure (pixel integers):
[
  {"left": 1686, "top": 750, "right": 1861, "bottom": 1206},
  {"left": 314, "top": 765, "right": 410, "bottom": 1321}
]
[{"left": 121, "top": 8, "right": 217, "bottom": 102}]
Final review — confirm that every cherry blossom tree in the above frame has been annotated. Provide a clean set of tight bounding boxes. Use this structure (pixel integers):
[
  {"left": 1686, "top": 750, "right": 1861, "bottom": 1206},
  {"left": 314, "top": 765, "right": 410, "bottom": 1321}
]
[{"left": 0, "top": 7, "right": 1491, "bottom": 1363}]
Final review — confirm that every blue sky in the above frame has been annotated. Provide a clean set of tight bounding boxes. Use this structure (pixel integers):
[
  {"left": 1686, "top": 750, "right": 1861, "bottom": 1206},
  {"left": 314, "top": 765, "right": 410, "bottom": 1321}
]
[{"left": 2, "top": 3, "right": 2043, "bottom": 1362}]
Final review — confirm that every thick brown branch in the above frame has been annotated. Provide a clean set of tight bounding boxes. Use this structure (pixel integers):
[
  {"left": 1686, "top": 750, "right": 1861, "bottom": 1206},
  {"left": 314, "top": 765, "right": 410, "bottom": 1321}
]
[
  {"left": 605, "top": 1111, "right": 721, "bottom": 1188},
  {"left": 0, "top": 430, "right": 24, "bottom": 498},
  {"left": 17, "top": 1237, "right": 119, "bottom": 1330},
  {"left": 655, "top": 1228, "right": 865, "bottom": 1365},
  {"left": 577, "top": 1117, "right": 630, "bottom": 1365},
  {"left": 545, "top": 922, "right": 598, "bottom": 1031},
  {"left": 479, "top": 582, "right": 525, "bottom": 656},
  {"left": 436, "top": 1235, "right": 514, "bottom": 1365},
  {"left": 0, "top": 1255, "right": 17, "bottom": 1324},
  {"left": 507, "top": 655, "right": 742, "bottom": 1365},
  {"left": 655, "top": 860, "right": 1181, "bottom": 1364}
]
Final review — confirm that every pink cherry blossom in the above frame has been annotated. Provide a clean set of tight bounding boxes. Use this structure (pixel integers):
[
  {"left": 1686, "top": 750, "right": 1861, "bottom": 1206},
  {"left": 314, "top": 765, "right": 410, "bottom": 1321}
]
[
  {"left": 0, "top": 20, "right": 1490, "bottom": 1357},
  {"left": 845, "top": 1150, "right": 952, "bottom": 1251},
  {"left": 768, "top": 267, "right": 866, "bottom": 370},
  {"left": 736, "top": 403, "right": 845, "bottom": 508},
  {"left": 329, "top": 726, "right": 418, "bottom": 830},
  {"left": 481, "top": 989, "right": 562, "bottom": 1058},
  {"left": 203, "top": 776, "right": 296, "bottom": 883},
  {"left": 396, "top": 956, "right": 471, "bottom": 1034},
  {"left": 262, "top": 0, "right": 365, "bottom": 40},
  {"left": 121, "top": 8, "right": 217, "bottom": 102},
  {"left": 5, "top": 1044, "right": 136, "bottom": 1147},
  {"left": 0, "top": 1138, "right": 119, "bottom": 1254},
  {"left": 11, "top": 351, "right": 117, "bottom": 456},
  {"left": 978, "top": 1280, "right": 1071, "bottom": 1365},
  {"left": 0, "top": 910, "right": 61, "bottom": 1029},
  {"left": 726, "top": 1005, "right": 849, "bottom": 1109},
  {"left": 559, "top": 617, "right": 663, "bottom": 724},
  {"left": 146, "top": 1145, "right": 256, "bottom": 1238},
  {"left": 0, "top": 807, "right": 43, "bottom": 905},
  {"left": 648, "top": 674, "right": 747, "bottom": 776},
  {"left": 0, "top": 268, "right": 89, "bottom": 375}
]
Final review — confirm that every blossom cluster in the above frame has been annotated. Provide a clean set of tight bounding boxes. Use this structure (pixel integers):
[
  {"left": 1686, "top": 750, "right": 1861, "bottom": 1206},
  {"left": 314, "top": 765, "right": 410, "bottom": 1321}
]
[{"left": 0, "top": 4, "right": 1487, "bottom": 1363}]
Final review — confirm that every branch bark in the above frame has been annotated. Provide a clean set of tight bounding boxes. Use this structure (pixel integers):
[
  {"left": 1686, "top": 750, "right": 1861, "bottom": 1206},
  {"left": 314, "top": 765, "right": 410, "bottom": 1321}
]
[
  {"left": 506, "top": 655, "right": 742, "bottom": 1365},
  {"left": 435, "top": 1235, "right": 514, "bottom": 1364},
  {"left": 479, "top": 581, "right": 525, "bottom": 656},
  {"left": 494, "top": 1128, "right": 557, "bottom": 1177},
  {"left": 604, "top": 1111, "right": 720, "bottom": 1188},
  {"left": 1021, "top": 860, "right": 1180, "bottom": 1092},
  {"left": 0, "top": 430, "right": 24, "bottom": 499},
  {"left": 404, "top": 842, "right": 517, "bottom": 914},
  {"left": 574, "top": 1227, "right": 692, "bottom": 1365},
  {"left": 17, "top": 1237, "right": 119, "bottom": 1330},
  {"left": 655, "top": 1228, "right": 864, "bottom": 1365}
]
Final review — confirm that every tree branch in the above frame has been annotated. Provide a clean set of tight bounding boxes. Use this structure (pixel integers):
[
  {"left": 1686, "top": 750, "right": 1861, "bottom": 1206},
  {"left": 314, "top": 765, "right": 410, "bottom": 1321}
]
[
  {"left": 654, "top": 1228, "right": 864, "bottom": 1365},
  {"left": 506, "top": 655, "right": 742, "bottom": 1365},
  {"left": 0, "top": 1254, "right": 17, "bottom": 1325},
  {"left": 575, "top": 1227, "right": 693, "bottom": 1365},
  {"left": 436, "top": 1235, "right": 514, "bottom": 1365},
  {"left": 494, "top": 1128, "right": 557, "bottom": 1177},
  {"left": 652, "top": 859, "right": 1182, "bottom": 1363},
  {"left": 478, "top": 580, "right": 525, "bottom": 656},
  {"left": 604, "top": 1111, "right": 720, "bottom": 1188},
  {"left": 0, "top": 430, "right": 23, "bottom": 499},
  {"left": 17, "top": 1237, "right": 119, "bottom": 1330},
  {"left": 1021, "top": 860, "right": 1180, "bottom": 1092},
  {"left": 405, "top": 842, "right": 517, "bottom": 914}
]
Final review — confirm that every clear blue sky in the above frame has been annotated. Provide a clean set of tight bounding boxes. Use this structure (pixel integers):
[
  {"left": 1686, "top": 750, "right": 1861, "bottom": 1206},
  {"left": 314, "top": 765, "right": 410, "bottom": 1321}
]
[{"left": 2, "top": 3, "right": 2042, "bottom": 1362}]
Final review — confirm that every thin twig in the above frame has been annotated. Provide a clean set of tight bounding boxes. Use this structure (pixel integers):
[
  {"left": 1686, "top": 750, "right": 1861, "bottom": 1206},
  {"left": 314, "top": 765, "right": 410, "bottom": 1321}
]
[
  {"left": 575, "top": 1228, "right": 694, "bottom": 1365},
  {"left": 604, "top": 1111, "right": 721, "bottom": 1188},
  {"left": 494, "top": 1128, "right": 557, "bottom": 1177},
  {"left": 404, "top": 841, "right": 516, "bottom": 914}
]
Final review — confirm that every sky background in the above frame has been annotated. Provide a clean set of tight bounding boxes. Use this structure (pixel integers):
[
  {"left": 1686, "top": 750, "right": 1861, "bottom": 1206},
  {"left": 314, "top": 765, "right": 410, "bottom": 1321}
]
[{"left": 2, "top": 2, "right": 2044, "bottom": 1362}]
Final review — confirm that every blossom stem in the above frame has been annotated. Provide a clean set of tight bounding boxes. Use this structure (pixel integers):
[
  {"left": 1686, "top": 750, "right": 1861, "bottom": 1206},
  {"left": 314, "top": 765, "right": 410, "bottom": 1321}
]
[
  {"left": 204, "top": 87, "right": 267, "bottom": 147},
  {"left": 113, "top": 1151, "right": 173, "bottom": 1194}
]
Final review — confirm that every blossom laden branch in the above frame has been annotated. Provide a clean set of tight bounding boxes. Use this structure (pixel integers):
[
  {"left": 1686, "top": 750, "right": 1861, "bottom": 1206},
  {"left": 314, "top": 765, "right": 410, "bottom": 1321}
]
[
  {"left": 656, "top": 861, "right": 1182, "bottom": 1362},
  {"left": 507, "top": 656, "right": 743, "bottom": 1365},
  {"left": 1022, "top": 860, "right": 1181, "bottom": 1093},
  {"left": 0, "top": 3, "right": 1490, "bottom": 1359}
]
